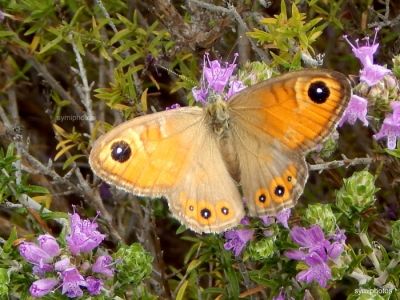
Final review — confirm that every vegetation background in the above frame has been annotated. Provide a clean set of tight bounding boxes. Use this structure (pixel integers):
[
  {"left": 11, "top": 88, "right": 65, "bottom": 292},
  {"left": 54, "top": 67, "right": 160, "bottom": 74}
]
[{"left": 0, "top": 0, "right": 400, "bottom": 299}]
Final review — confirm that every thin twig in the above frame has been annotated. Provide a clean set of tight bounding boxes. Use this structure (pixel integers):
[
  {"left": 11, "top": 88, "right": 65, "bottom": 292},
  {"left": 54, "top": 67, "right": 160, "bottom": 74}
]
[
  {"left": 309, "top": 156, "right": 374, "bottom": 172},
  {"left": 70, "top": 33, "right": 95, "bottom": 134},
  {"left": 95, "top": 0, "right": 118, "bottom": 33},
  {"left": 359, "top": 233, "right": 383, "bottom": 276}
]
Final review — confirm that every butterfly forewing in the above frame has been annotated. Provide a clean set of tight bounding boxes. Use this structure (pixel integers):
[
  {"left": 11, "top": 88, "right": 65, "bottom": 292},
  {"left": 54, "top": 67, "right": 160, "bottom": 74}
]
[{"left": 228, "top": 69, "right": 351, "bottom": 153}]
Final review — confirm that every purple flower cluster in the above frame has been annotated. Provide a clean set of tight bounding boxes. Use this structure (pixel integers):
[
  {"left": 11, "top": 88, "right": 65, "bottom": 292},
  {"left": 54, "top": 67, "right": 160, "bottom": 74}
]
[
  {"left": 260, "top": 208, "right": 292, "bottom": 229},
  {"left": 285, "top": 225, "right": 346, "bottom": 288},
  {"left": 340, "top": 29, "right": 400, "bottom": 149},
  {"left": 192, "top": 53, "right": 246, "bottom": 103},
  {"left": 19, "top": 211, "right": 113, "bottom": 298},
  {"left": 340, "top": 30, "right": 390, "bottom": 128}
]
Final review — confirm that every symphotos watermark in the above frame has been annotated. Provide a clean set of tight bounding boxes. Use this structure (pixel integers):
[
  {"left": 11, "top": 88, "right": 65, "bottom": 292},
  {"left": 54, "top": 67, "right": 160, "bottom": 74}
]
[
  {"left": 56, "top": 115, "right": 95, "bottom": 122},
  {"left": 355, "top": 287, "right": 396, "bottom": 295}
]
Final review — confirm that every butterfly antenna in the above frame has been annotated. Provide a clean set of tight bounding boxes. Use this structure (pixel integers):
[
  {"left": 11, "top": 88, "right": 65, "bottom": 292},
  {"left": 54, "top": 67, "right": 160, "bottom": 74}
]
[{"left": 155, "top": 63, "right": 197, "bottom": 86}]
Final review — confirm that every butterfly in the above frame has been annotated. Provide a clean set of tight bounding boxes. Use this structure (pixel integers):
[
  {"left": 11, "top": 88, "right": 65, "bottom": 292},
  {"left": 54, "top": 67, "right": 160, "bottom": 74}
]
[{"left": 89, "top": 69, "right": 351, "bottom": 234}]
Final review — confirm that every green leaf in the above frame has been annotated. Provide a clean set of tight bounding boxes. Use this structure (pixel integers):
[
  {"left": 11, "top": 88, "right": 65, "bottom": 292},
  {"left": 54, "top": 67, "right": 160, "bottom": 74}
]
[
  {"left": 186, "top": 259, "right": 203, "bottom": 274},
  {"left": 176, "top": 280, "right": 188, "bottom": 300},
  {"left": 39, "top": 35, "right": 63, "bottom": 55},
  {"left": 0, "top": 31, "right": 15, "bottom": 38},
  {"left": 23, "top": 185, "right": 49, "bottom": 194},
  {"left": 110, "top": 28, "right": 132, "bottom": 45},
  {"left": 63, "top": 154, "right": 86, "bottom": 170},
  {"left": 3, "top": 227, "right": 18, "bottom": 253}
]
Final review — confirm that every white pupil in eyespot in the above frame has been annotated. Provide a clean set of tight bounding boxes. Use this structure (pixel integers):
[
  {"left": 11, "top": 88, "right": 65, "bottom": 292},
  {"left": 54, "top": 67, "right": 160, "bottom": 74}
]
[
  {"left": 316, "top": 87, "right": 323, "bottom": 94},
  {"left": 116, "top": 147, "right": 123, "bottom": 154}
]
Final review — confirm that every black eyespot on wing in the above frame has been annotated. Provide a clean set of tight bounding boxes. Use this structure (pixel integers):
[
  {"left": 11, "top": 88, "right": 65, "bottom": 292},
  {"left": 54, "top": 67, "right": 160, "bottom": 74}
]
[
  {"left": 201, "top": 208, "right": 211, "bottom": 219},
  {"left": 221, "top": 207, "right": 229, "bottom": 215},
  {"left": 287, "top": 176, "right": 292, "bottom": 182},
  {"left": 274, "top": 185, "right": 285, "bottom": 197},
  {"left": 308, "top": 81, "right": 330, "bottom": 104},
  {"left": 110, "top": 141, "right": 131, "bottom": 163},
  {"left": 259, "top": 194, "right": 267, "bottom": 203}
]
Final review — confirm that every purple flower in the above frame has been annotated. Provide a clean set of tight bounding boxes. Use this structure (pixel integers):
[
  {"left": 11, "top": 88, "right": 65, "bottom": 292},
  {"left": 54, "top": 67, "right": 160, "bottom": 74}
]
[
  {"left": 61, "top": 267, "right": 87, "bottom": 298},
  {"left": 296, "top": 252, "right": 331, "bottom": 288},
  {"left": 224, "top": 221, "right": 254, "bottom": 257},
  {"left": 92, "top": 255, "right": 114, "bottom": 277},
  {"left": 19, "top": 235, "right": 61, "bottom": 276},
  {"left": 344, "top": 29, "right": 391, "bottom": 86},
  {"left": 29, "top": 278, "right": 59, "bottom": 298},
  {"left": 276, "top": 209, "right": 291, "bottom": 229},
  {"left": 226, "top": 79, "right": 246, "bottom": 99},
  {"left": 285, "top": 225, "right": 346, "bottom": 287},
  {"left": 86, "top": 276, "right": 103, "bottom": 295},
  {"left": 203, "top": 56, "right": 236, "bottom": 93},
  {"left": 66, "top": 211, "right": 106, "bottom": 255},
  {"left": 339, "top": 95, "right": 369, "bottom": 127},
  {"left": 224, "top": 229, "right": 254, "bottom": 256},
  {"left": 260, "top": 208, "right": 291, "bottom": 229},
  {"left": 19, "top": 242, "right": 54, "bottom": 265},
  {"left": 374, "top": 101, "right": 400, "bottom": 149},
  {"left": 55, "top": 257, "right": 72, "bottom": 272},
  {"left": 192, "top": 53, "right": 246, "bottom": 103},
  {"left": 289, "top": 225, "right": 329, "bottom": 256},
  {"left": 37, "top": 234, "right": 61, "bottom": 257}
]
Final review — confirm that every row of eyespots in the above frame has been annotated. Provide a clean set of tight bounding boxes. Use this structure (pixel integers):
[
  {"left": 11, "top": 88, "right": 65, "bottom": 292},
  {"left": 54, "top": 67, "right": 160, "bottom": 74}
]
[
  {"left": 254, "top": 165, "right": 297, "bottom": 208},
  {"left": 180, "top": 195, "right": 232, "bottom": 225}
]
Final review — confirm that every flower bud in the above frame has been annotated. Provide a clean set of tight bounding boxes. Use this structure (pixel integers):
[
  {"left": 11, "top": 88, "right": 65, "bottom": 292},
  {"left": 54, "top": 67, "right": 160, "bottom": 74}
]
[
  {"left": 29, "top": 278, "right": 59, "bottom": 298},
  {"left": 114, "top": 243, "right": 153, "bottom": 285},
  {"left": 304, "top": 204, "right": 337, "bottom": 234},
  {"left": 37, "top": 234, "right": 60, "bottom": 257},
  {"left": 246, "top": 238, "right": 276, "bottom": 261},
  {"left": 336, "top": 171, "right": 379, "bottom": 217}
]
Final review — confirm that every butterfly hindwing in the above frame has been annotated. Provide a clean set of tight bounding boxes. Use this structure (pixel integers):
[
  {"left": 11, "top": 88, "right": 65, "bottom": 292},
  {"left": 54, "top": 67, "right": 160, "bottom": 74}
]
[{"left": 230, "top": 123, "right": 308, "bottom": 216}]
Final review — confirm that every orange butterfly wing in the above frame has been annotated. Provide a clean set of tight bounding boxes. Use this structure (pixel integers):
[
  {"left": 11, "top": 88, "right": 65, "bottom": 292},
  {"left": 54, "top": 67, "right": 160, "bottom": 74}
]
[
  {"left": 227, "top": 69, "right": 351, "bottom": 216},
  {"left": 89, "top": 107, "right": 245, "bottom": 233}
]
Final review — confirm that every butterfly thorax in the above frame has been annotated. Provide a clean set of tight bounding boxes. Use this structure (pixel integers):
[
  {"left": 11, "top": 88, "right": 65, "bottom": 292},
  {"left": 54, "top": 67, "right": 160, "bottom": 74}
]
[
  {"left": 205, "top": 95, "right": 241, "bottom": 181},
  {"left": 205, "top": 95, "right": 230, "bottom": 137}
]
